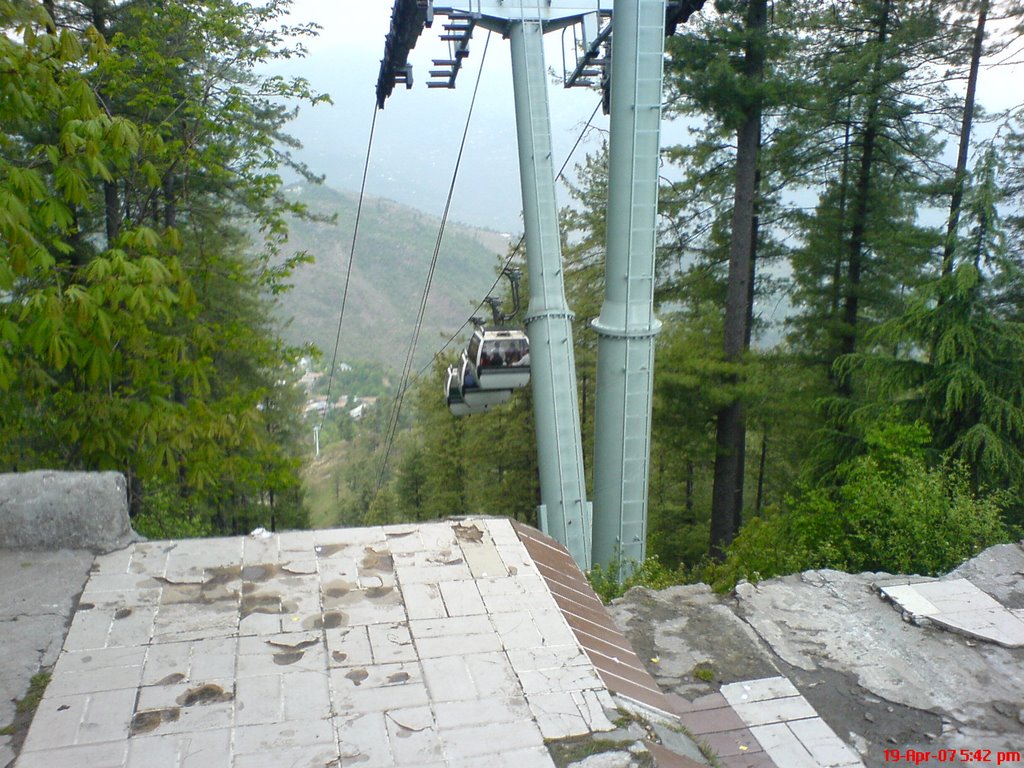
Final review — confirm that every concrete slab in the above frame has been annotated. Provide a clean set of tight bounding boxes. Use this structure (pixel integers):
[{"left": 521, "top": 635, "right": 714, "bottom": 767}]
[
  {"left": 0, "top": 472, "right": 135, "bottom": 553},
  {"left": 0, "top": 549, "right": 95, "bottom": 766},
  {"left": 722, "top": 678, "right": 865, "bottom": 767},
  {"left": 720, "top": 677, "right": 800, "bottom": 704},
  {"left": 881, "top": 578, "right": 1024, "bottom": 647},
  {"left": 877, "top": 584, "right": 940, "bottom": 618},
  {"left": 787, "top": 719, "right": 863, "bottom": 768},
  {"left": 728, "top": 692, "right": 819, "bottom": 727}
]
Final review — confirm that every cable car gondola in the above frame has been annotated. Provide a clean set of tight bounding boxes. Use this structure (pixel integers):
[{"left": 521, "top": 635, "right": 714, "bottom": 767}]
[
  {"left": 465, "top": 327, "right": 530, "bottom": 391},
  {"left": 445, "top": 356, "right": 512, "bottom": 415},
  {"left": 444, "top": 267, "right": 528, "bottom": 416},
  {"left": 466, "top": 267, "right": 531, "bottom": 390}
]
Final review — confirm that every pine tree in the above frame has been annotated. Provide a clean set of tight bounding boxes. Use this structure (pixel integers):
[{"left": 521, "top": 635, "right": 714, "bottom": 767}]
[{"left": 661, "top": 0, "right": 790, "bottom": 554}]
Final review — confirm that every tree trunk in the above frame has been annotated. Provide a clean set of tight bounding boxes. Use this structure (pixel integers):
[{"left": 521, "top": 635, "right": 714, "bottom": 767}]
[
  {"left": 941, "top": 0, "right": 988, "bottom": 281},
  {"left": 755, "top": 431, "right": 767, "bottom": 515},
  {"left": 88, "top": 2, "right": 123, "bottom": 247},
  {"left": 831, "top": 98, "right": 854, "bottom": 328},
  {"left": 126, "top": 469, "right": 143, "bottom": 519},
  {"left": 164, "top": 174, "right": 177, "bottom": 229},
  {"left": 745, "top": 151, "right": 760, "bottom": 350},
  {"left": 685, "top": 459, "right": 694, "bottom": 516},
  {"left": 104, "top": 181, "right": 120, "bottom": 247},
  {"left": 708, "top": 0, "right": 766, "bottom": 558},
  {"left": 839, "top": 0, "right": 892, "bottom": 385}
]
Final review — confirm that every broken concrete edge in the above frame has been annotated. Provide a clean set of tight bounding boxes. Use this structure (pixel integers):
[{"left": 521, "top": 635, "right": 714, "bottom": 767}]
[
  {"left": 545, "top": 699, "right": 710, "bottom": 768},
  {"left": 875, "top": 579, "right": 938, "bottom": 627},
  {"left": 606, "top": 695, "right": 717, "bottom": 767},
  {"left": 546, "top": 733, "right": 655, "bottom": 768},
  {"left": 875, "top": 569, "right": 1024, "bottom": 648},
  {"left": 0, "top": 470, "right": 143, "bottom": 553}
]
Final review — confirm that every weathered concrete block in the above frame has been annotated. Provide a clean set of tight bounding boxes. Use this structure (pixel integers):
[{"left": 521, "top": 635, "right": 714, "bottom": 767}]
[{"left": 0, "top": 471, "right": 135, "bottom": 552}]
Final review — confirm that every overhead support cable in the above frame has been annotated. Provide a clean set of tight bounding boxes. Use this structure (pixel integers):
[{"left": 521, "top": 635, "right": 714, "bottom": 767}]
[{"left": 375, "top": 30, "right": 493, "bottom": 495}]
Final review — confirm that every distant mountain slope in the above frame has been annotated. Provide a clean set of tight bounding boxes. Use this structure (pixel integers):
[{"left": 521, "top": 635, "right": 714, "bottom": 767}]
[{"left": 275, "top": 185, "right": 513, "bottom": 369}]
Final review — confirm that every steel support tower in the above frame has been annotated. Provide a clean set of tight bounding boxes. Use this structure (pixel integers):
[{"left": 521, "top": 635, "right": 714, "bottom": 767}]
[
  {"left": 507, "top": 18, "right": 592, "bottom": 569},
  {"left": 377, "top": 0, "right": 704, "bottom": 573},
  {"left": 591, "top": 0, "right": 667, "bottom": 578}
]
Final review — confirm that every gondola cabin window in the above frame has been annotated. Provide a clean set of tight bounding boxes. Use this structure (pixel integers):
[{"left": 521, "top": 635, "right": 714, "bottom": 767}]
[
  {"left": 470, "top": 329, "right": 530, "bottom": 390},
  {"left": 467, "top": 333, "right": 482, "bottom": 369}
]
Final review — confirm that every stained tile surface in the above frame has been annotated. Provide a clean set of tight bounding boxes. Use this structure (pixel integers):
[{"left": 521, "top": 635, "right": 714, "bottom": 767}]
[{"left": 16, "top": 519, "right": 622, "bottom": 768}]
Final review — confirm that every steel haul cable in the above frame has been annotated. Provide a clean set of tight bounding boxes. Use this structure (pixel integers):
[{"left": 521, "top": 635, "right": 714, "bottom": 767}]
[
  {"left": 412, "top": 97, "right": 605, "bottom": 382},
  {"left": 318, "top": 104, "right": 379, "bottom": 434}
]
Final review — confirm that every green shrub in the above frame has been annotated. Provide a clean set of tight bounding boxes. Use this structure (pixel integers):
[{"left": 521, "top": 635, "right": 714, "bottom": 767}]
[
  {"left": 131, "top": 481, "right": 215, "bottom": 540},
  {"left": 588, "top": 555, "right": 690, "bottom": 603},
  {"left": 705, "top": 422, "right": 1011, "bottom": 591}
]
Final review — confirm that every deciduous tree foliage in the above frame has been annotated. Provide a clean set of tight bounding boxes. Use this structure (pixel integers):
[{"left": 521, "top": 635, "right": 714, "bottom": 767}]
[{"left": 0, "top": 1, "right": 322, "bottom": 534}]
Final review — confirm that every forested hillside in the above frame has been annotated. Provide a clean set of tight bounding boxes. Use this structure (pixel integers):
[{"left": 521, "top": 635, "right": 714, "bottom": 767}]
[
  {"left": 275, "top": 184, "right": 508, "bottom": 368},
  {"left": 0, "top": 0, "right": 322, "bottom": 537},
  {"left": 323, "top": 0, "right": 1024, "bottom": 590}
]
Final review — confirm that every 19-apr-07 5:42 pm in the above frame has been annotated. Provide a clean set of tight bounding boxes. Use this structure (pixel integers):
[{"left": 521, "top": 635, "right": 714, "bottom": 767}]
[{"left": 884, "top": 748, "right": 1022, "bottom": 765}]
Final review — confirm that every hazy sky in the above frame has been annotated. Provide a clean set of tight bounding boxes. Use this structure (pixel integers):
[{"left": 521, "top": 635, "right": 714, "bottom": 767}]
[{"left": 275, "top": 1, "right": 609, "bottom": 232}]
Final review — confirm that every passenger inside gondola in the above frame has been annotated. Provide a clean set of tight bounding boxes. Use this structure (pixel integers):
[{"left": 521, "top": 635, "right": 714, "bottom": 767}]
[
  {"left": 503, "top": 337, "right": 527, "bottom": 366},
  {"left": 483, "top": 344, "right": 505, "bottom": 368}
]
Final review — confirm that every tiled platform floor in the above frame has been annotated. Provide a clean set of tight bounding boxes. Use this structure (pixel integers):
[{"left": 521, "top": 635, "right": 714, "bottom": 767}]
[
  {"left": 721, "top": 678, "right": 864, "bottom": 768},
  {"left": 15, "top": 520, "right": 618, "bottom": 768}
]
